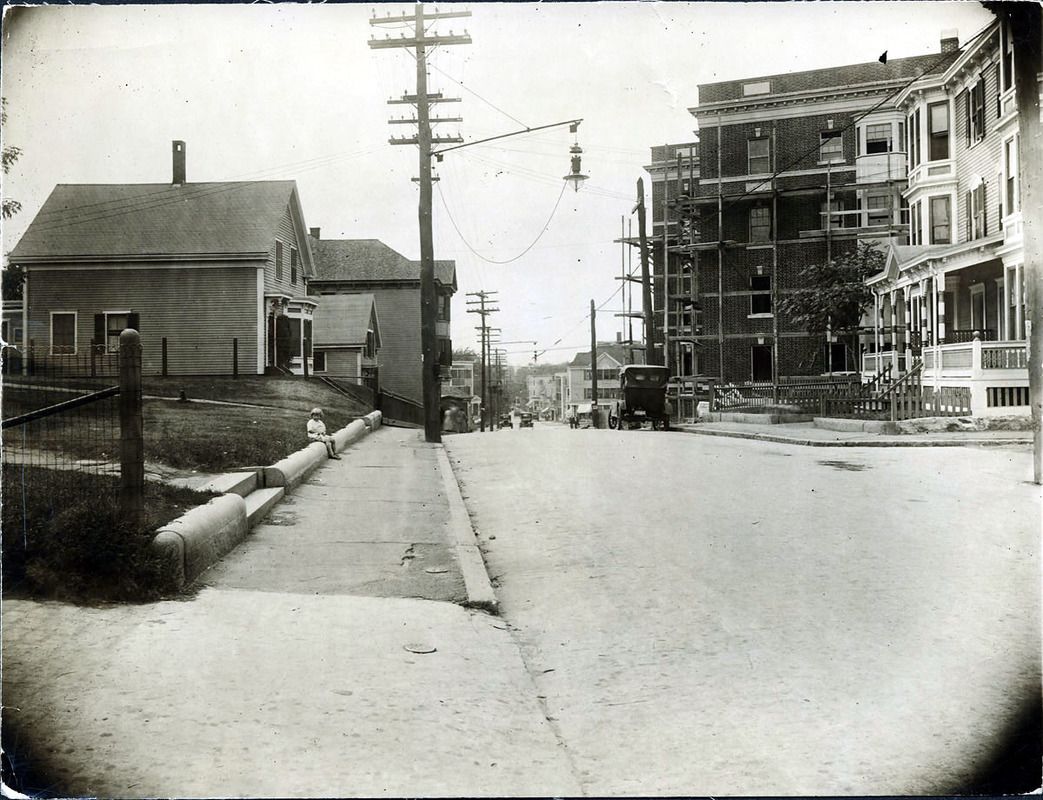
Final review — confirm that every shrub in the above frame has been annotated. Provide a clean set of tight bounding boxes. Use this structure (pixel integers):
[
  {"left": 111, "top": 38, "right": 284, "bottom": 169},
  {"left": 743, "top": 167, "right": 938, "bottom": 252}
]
[{"left": 2, "top": 465, "right": 213, "bottom": 603}]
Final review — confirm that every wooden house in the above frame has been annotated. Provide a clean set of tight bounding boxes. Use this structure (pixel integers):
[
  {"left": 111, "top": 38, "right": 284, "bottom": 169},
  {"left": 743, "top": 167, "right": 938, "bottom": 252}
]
[
  {"left": 308, "top": 234, "right": 456, "bottom": 408},
  {"left": 311, "top": 293, "right": 381, "bottom": 393},
  {"left": 8, "top": 141, "right": 316, "bottom": 376}
]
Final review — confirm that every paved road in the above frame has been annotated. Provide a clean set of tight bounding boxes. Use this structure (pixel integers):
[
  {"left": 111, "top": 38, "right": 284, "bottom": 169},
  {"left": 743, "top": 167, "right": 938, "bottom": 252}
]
[{"left": 444, "top": 424, "right": 1040, "bottom": 796}]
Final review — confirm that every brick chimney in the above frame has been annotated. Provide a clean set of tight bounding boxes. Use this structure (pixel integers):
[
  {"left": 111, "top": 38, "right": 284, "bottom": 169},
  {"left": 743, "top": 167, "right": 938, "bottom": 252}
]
[
  {"left": 309, "top": 227, "right": 321, "bottom": 240},
  {"left": 172, "top": 140, "right": 186, "bottom": 186},
  {"left": 940, "top": 29, "right": 959, "bottom": 54}
]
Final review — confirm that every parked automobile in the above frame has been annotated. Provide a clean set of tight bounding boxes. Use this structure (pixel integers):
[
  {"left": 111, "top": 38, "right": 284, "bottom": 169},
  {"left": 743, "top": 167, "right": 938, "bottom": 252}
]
[
  {"left": 609, "top": 365, "right": 672, "bottom": 430},
  {"left": 518, "top": 412, "right": 534, "bottom": 428},
  {"left": 499, "top": 413, "right": 513, "bottom": 428}
]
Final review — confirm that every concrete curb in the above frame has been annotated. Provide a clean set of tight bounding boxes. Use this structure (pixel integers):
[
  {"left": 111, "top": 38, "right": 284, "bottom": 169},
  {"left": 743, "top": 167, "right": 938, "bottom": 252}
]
[
  {"left": 676, "top": 425, "right": 1030, "bottom": 448},
  {"left": 154, "top": 494, "right": 249, "bottom": 587},
  {"left": 153, "top": 419, "right": 375, "bottom": 591},
  {"left": 435, "top": 446, "right": 499, "bottom": 613},
  {"left": 813, "top": 417, "right": 900, "bottom": 434}
]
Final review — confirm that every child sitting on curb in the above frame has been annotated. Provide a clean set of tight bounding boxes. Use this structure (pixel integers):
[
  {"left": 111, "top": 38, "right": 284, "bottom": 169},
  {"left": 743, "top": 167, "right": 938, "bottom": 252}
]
[{"left": 307, "top": 407, "right": 341, "bottom": 459}]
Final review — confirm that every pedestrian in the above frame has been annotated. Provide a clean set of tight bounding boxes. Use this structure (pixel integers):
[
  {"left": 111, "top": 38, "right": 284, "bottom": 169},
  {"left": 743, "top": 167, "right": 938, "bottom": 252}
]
[
  {"left": 307, "top": 407, "right": 341, "bottom": 459},
  {"left": 566, "top": 406, "right": 578, "bottom": 429}
]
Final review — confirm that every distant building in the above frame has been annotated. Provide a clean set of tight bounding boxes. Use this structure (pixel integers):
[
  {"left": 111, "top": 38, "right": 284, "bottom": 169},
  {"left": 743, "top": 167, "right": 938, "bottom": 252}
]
[
  {"left": 308, "top": 235, "right": 456, "bottom": 410},
  {"left": 448, "top": 360, "right": 475, "bottom": 395},
  {"left": 565, "top": 343, "right": 628, "bottom": 415},
  {"left": 526, "top": 372, "right": 562, "bottom": 419}
]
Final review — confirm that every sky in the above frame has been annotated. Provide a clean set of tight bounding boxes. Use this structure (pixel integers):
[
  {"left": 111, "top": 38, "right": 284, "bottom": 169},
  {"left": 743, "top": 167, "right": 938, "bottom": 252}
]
[{"left": 0, "top": 1, "right": 995, "bottom": 365}]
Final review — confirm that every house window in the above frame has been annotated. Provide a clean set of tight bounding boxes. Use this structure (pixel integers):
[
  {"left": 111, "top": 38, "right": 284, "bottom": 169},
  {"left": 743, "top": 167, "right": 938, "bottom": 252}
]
[
  {"left": 819, "top": 131, "right": 843, "bottom": 163},
  {"left": 749, "top": 206, "right": 771, "bottom": 242},
  {"left": 867, "top": 193, "right": 890, "bottom": 227},
  {"left": 821, "top": 199, "right": 851, "bottom": 230},
  {"left": 437, "top": 294, "right": 450, "bottom": 322},
  {"left": 968, "top": 184, "right": 987, "bottom": 240},
  {"left": 864, "top": 123, "right": 892, "bottom": 154},
  {"left": 750, "top": 275, "right": 772, "bottom": 315},
  {"left": 1005, "top": 138, "right": 1018, "bottom": 214},
  {"left": 291, "top": 248, "right": 299, "bottom": 285},
  {"left": 50, "top": 312, "right": 76, "bottom": 355},
  {"left": 105, "top": 312, "right": 129, "bottom": 352},
  {"left": 967, "top": 76, "right": 986, "bottom": 145},
  {"left": 908, "top": 109, "right": 921, "bottom": 168},
  {"left": 313, "top": 351, "right": 327, "bottom": 372},
  {"left": 748, "top": 138, "right": 770, "bottom": 174},
  {"left": 275, "top": 241, "right": 284, "bottom": 281},
  {"left": 366, "top": 330, "right": 376, "bottom": 359},
  {"left": 927, "top": 102, "right": 949, "bottom": 161},
  {"left": 929, "top": 196, "right": 951, "bottom": 244},
  {"left": 910, "top": 201, "right": 921, "bottom": 246}
]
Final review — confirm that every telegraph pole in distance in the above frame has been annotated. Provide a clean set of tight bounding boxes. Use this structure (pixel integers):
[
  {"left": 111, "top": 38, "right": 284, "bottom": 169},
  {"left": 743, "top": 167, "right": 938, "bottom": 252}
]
[
  {"left": 466, "top": 291, "right": 498, "bottom": 432},
  {"left": 590, "top": 299, "right": 599, "bottom": 427},
  {"left": 370, "top": 5, "right": 470, "bottom": 443}
]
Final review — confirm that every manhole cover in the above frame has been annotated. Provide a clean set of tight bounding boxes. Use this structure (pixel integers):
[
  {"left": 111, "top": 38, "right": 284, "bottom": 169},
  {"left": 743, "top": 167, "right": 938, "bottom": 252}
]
[{"left": 404, "top": 643, "right": 437, "bottom": 654}]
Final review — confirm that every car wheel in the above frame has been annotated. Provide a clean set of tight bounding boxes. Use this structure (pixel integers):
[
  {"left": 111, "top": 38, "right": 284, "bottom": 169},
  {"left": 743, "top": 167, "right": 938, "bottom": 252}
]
[{"left": 609, "top": 415, "right": 619, "bottom": 429}]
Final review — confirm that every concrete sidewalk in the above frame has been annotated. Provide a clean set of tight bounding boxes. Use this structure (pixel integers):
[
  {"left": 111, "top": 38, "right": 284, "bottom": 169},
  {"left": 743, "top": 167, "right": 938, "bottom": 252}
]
[
  {"left": 1, "top": 427, "right": 577, "bottom": 798},
  {"left": 675, "top": 420, "right": 1033, "bottom": 448}
]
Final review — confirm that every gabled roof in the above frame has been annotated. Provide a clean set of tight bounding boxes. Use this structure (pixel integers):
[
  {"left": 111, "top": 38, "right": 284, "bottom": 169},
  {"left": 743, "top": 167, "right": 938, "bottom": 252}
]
[
  {"left": 310, "top": 238, "right": 456, "bottom": 290},
  {"left": 10, "top": 181, "right": 308, "bottom": 265},
  {"left": 569, "top": 344, "right": 630, "bottom": 367},
  {"left": 313, "top": 293, "right": 380, "bottom": 348}
]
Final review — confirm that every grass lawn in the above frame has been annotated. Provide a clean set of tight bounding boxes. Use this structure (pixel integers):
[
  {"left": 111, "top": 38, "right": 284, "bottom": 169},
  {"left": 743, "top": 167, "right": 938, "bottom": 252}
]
[
  {"left": 2, "top": 465, "right": 216, "bottom": 603},
  {"left": 142, "top": 376, "right": 370, "bottom": 472}
]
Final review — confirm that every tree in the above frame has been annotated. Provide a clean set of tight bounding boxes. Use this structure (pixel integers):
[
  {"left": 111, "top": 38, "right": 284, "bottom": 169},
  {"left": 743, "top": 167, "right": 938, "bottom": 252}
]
[
  {"left": 2, "top": 97, "right": 24, "bottom": 302},
  {"left": 779, "top": 242, "right": 882, "bottom": 335},
  {"left": 1, "top": 97, "right": 21, "bottom": 221},
  {"left": 778, "top": 242, "right": 883, "bottom": 372}
]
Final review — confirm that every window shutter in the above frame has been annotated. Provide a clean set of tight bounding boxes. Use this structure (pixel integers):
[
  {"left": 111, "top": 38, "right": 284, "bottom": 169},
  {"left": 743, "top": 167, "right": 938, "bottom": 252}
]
[
  {"left": 94, "top": 314, "right": 105, "bottom": 350},
  {"left": 959, "top": 90, "right": 969, "bottom": 146},
  {"left": 128, "top": 312, "right": 140, "bottom": 332}
]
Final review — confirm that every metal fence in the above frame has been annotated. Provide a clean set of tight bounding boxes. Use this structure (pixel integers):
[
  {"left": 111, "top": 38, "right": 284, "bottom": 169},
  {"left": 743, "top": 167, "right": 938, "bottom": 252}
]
[{"left": 2, "top": 332, "right": 144, "bottom": 537}]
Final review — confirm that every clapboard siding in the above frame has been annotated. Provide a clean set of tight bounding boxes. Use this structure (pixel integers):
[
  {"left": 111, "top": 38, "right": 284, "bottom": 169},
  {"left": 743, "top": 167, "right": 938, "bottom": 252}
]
[
  {"left": 265, "top": 208, "right": 307, "bottom": 297},
  {"left": 367, "top": 287, "right": 421, "bottom": 402},
  {"left": 26, "top": 264, "right": 260, "bottom": 375},
  {"left": 320, "top": 348, "right": 361, "bottom": 379},
  {"left": 954, "top": 53, "right": 1003, "bottom": 244}
]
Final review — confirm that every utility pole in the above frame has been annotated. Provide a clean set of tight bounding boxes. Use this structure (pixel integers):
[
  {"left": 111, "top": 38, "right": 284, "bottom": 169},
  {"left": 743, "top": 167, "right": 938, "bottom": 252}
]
[
  {"left": 370, "top": 6, "right": 470, "bottom": 443},
  {"left": 635, "top": 177, "right": 656, "bottom": 365},
  {"left": 466, "top": 291, "right": 498, "bottom": 432},
  {"left": 590, "top": 299, "right": 599, "bottom": 427}
]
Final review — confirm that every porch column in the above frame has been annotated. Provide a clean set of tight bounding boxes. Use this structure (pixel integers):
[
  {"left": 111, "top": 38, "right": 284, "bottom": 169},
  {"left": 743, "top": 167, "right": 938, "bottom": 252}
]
[
  {"left": 920, "top": 280, "right": 930, "bottom": 346},
  {"left": 1017, "top": 262, "right": 1025, "bottom": 340},
  {"left": 890, "top": 290, "right": 901, "bottom": 373},
  {"left": 905, "top": 289, "right": 914, "bottom": 365},
  {"left": 875, "top": 294, "right": 883, "bottom": 356},
  {"left": 936, "top": 274, "right": 946, "bottom": 345}
]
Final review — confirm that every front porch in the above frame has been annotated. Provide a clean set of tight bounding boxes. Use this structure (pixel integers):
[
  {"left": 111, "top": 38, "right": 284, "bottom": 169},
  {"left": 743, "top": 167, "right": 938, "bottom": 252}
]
[
  {"left": 864, "top": 235, "right": 1028, "bottom": 418},
  {"left": 864, "top": 336, "right": 1028, "bottom": 417}
]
